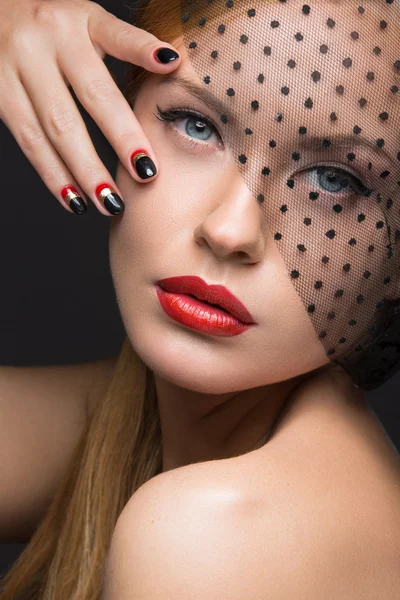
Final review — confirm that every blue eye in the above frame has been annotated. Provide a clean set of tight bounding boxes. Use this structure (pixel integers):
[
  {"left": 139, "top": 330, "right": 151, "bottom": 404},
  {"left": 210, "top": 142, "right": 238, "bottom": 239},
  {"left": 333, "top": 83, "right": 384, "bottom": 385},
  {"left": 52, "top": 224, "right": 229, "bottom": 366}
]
[
  {"left": 305, "top": 166, "right": 368, "bottom": 196},
  {"left": 155, "top": 105, "right": 222, "bottom": 145},
  {"left": 155, "top": 106, "right": 372, "bottom": 197},
  {"left": 185, "top": 117, "right": 214, "bottom": 141}
]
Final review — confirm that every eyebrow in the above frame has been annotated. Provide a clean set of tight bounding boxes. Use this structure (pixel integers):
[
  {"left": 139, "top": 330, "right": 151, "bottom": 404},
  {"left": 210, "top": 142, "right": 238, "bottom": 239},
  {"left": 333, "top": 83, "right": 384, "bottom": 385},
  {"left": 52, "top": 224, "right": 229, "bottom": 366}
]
[
  {"left": 157, "top": 76, "right": 395, "bottom": 162},
  {"left": 157, "top": 74, "right": 235, "bottom": 122},
  {"left": 296, "top": 134, "right": 394, "bottom": 162}
]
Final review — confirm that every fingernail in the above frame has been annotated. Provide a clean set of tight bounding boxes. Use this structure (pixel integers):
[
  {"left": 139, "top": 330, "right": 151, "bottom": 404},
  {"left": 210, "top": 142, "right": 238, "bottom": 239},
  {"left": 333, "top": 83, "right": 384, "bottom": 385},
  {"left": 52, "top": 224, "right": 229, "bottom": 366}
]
[
  {"left": 154, "top": 47, "right": 180, "bottom": 64},
  {"left": 61, "top": 185, "right": 87, "bottom": 215},
  {"left": 130, "top": 149, "right": 157, "bottom": 180},
  {"left": 95, "top": 183, "right": 125, "bottom": 215}
]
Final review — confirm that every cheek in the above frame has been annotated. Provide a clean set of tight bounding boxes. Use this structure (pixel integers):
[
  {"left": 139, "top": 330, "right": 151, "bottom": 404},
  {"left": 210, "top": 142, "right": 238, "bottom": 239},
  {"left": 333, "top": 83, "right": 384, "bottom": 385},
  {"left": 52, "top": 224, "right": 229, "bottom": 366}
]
[
  {"left": 111, "top": 150, "right": 328, "bottom": 381},
  {"left": 113, "top": 160, "right": 171, "bottom": 248},
  {"left": 267, "top": 268, "right": 330, "bottom": 372},
  {"left": 110, "top": 159, "right": 199, "bottom": 302},
  {"left": 113, "top": 150, "right": 220, "bottom": 246}
]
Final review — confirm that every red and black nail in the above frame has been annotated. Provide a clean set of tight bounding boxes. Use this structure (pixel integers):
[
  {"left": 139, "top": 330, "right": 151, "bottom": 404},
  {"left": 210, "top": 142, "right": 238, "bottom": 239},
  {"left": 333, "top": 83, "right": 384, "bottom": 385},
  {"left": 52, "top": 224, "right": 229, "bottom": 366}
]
[
  {"left": 130, "top": 149, "right": 157, "bottom": 180},
  {"left": 95, "top": 184, "right": 125, "bottom": 215},
  {"left": 61, "top": 186, "right": 87, "bottom": 215}
]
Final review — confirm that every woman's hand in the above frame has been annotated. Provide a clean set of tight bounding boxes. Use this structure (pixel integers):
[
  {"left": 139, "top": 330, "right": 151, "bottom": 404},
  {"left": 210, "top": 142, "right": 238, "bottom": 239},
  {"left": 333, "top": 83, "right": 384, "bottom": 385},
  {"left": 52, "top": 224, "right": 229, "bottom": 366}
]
[{"left": 0, "top": 0, "right": 181, "bottom": 215}]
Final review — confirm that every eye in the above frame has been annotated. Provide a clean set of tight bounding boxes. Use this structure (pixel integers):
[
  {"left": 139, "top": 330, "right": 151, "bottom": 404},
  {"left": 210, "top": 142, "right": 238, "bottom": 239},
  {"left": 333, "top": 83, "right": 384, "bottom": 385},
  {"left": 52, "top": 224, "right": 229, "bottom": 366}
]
[
  {"left": 303, "top": 165, "right": 369, "bottom": 196},
  {"left": 154, "top": 105, "right": 223, "bottom": 148},
  {"left": 153, "top": 108, "right": 373, "bottom": 196}
]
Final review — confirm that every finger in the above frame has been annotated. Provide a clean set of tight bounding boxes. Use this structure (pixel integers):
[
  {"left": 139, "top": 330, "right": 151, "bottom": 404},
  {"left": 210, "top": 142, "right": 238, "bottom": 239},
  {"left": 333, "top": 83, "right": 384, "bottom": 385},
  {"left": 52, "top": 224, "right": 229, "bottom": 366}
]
[
  {"left": 0, "top": 70, "right": 89, "bottom": 216},
  {"left": 18, "top": 58, "right": 127, "bottom": 216},
  {"left": 88, "top": 5, "right": 181, "bottom": 72},
  {"left": 58, "top": 44, "right": 160, "bottom": 184}
]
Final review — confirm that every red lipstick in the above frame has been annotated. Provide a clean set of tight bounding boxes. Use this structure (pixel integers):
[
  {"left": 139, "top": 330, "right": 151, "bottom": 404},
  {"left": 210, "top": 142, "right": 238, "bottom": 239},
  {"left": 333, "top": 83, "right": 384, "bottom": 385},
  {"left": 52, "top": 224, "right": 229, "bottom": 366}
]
[{"left": 155, "top": 276, "right": 256, "bottom": 337}]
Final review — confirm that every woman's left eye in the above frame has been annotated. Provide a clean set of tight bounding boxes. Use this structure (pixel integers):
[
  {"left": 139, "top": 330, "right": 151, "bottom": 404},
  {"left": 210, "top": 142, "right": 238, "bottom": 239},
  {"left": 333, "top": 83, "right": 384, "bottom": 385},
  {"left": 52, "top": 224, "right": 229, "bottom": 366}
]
[
  {"left": 303, "top": 165, "right": 369, "bottom": 197},
  {"left": 154, "top": 105, "right": 222, "bottom": 148}
]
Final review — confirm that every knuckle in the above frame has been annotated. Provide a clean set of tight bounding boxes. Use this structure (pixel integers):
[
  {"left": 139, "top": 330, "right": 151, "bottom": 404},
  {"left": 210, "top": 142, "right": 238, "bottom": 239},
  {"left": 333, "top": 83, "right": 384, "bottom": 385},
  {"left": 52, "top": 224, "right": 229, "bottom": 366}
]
[
  {"left": 117, "top": 130, "right": 138, "bottom": 148},
  {"left": 136, "top": 36, "right": 159, "bottom": 56},
  {"left": 113, "top": 22, "right": 137, "bottom": 46},
  {"left": 47, "top": 102, "right": 76, "bottom": 137},
  {"left": 85, "top": 78, "right": 116, "bottom": 103},
  {"left": 32, "top": 2, "right": 65, "bottom": 28},
  {"left": 113, "top": 23, "right": 159, "bottom": 57},
  {"left": 18, "top": 120, "right": 47, "bottom": 153},
  {"left": 6, "top": 26, "right": 36, "bottom": 55},
  {"left": 38, "top": 161, "right": 62, "bottom": 188},
  {"left": 0, "top": 11, "right": 34, "bottom": 52},
  {"left": 77, "top": 159, "right": 99, "bottom": 182}
]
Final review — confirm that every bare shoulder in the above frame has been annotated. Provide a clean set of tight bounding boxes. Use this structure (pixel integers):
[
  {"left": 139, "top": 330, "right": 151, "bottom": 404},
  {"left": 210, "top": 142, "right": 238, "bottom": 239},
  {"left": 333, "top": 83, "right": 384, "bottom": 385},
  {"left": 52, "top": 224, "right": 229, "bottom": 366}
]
[
  {"left": 112, "top": 447, "right": 400, "bottom": 600},
  {"left": 240, "top": 364, "right": 400, "bottom": 597},
  {"left": 109, "top": 365, "right": 400, "bottom": 598}
]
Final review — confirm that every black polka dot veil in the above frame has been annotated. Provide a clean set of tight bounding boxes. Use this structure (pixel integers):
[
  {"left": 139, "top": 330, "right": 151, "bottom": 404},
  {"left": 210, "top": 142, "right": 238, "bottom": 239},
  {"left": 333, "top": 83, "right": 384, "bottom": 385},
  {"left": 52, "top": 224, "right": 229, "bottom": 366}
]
[{"left": 181, "top": 0, "right": 400, "bottom": 390}]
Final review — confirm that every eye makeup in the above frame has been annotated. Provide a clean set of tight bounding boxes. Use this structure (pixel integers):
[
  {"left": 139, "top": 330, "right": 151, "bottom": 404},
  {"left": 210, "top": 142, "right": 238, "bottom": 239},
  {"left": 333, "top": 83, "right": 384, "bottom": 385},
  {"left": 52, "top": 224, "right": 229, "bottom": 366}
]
[{"left": 153, "top": 103, "right": 382, "bottom": 199}]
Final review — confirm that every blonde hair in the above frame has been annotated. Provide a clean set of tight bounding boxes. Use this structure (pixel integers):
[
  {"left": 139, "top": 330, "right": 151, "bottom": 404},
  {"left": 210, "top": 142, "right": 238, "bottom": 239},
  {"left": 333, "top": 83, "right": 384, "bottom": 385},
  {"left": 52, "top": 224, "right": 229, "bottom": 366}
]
[{"left": 0, "top": 1, "right": 185, "bottom": 597}]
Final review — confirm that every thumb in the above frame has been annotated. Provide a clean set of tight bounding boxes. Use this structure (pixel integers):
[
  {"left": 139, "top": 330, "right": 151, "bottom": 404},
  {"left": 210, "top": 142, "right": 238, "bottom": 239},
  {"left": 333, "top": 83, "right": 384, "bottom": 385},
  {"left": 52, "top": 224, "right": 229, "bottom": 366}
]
[{"left": 88, "top": 6, "right": 181, "bottom": 73}]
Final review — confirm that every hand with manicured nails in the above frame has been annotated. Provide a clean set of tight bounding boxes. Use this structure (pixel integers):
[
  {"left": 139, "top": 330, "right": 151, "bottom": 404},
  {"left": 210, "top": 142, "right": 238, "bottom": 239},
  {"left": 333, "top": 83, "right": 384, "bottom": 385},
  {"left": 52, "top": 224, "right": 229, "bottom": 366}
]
[{"left": 0, "top": 0, "right": 181, "bottom": 216}]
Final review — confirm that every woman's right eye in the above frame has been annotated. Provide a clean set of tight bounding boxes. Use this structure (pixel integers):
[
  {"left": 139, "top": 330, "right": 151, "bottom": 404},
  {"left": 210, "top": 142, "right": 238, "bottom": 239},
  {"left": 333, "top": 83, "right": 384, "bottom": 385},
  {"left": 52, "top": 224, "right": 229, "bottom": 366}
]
[{"left": 154, "top": 105, "right": 223, "bottom": 149}]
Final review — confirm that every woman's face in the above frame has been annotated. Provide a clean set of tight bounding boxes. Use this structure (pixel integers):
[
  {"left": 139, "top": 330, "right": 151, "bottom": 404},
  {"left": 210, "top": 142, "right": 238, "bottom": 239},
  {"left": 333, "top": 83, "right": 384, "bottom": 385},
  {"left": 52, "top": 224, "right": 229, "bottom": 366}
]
[{"left": 110, "top": 0, "right": 399, "bottom": 395}]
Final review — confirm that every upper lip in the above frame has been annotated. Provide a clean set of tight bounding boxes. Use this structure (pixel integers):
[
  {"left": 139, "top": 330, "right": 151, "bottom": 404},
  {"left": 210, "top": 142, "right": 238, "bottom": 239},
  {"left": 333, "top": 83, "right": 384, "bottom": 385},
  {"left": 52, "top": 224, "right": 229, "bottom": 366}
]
[{"left": 156, "top": 276, "right": 256, "bottom": 325}]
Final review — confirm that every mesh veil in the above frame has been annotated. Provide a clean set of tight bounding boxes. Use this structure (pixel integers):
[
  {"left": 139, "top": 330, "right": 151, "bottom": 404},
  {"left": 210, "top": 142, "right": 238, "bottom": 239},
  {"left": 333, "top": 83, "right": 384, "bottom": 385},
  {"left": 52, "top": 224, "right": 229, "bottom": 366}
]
[{"left": 180, "top": 0, "right": 400, "bottom": 391}]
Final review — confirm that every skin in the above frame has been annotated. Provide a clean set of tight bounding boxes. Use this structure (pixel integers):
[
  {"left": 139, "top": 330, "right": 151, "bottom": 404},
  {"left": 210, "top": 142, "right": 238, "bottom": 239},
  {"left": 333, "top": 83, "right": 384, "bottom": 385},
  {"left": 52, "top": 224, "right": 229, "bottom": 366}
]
[{"left": 108, "top": 0, "right": 400, "bottom": 474}]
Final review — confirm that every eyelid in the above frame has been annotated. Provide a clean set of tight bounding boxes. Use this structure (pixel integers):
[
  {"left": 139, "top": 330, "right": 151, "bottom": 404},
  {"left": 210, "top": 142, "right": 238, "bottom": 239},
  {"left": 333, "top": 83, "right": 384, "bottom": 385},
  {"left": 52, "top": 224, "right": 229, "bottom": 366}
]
[
  {"left": 154, "top": 105, "right": 225, "bottom": 156},
  {"left": 156, "top": 104, "right": 224, "bottom": 140},
  {"left": 301, "top": 164, "right": 373, "bottom": 198},
  {"left": 300, "top": 160, "right": 372, "bottom": 190}
]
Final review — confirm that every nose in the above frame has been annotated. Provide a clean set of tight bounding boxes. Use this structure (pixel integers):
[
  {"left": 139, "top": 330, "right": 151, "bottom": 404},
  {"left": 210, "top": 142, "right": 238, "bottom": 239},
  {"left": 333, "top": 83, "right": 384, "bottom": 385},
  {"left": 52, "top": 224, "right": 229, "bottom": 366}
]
[{"left": 193, "top": 178, "right": 267, "bottom": 264}]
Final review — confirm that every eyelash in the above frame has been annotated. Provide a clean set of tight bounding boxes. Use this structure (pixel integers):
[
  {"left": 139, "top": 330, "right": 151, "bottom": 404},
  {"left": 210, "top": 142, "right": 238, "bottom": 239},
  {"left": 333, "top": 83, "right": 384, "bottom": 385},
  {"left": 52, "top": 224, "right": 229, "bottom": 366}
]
[
  {"left": 154, "top": 105, "right": 370, "bottom": 197},
  {"left": 154, "top": 104, "right": 223, "bottom": 150}
]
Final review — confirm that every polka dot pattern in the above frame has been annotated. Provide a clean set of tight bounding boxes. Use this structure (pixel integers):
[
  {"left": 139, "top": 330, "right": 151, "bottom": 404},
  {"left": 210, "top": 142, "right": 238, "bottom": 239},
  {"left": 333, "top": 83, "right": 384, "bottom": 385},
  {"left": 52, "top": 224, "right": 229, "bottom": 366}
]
[{"left": 181, "top": 0, "right": 400, "bottom": 390}]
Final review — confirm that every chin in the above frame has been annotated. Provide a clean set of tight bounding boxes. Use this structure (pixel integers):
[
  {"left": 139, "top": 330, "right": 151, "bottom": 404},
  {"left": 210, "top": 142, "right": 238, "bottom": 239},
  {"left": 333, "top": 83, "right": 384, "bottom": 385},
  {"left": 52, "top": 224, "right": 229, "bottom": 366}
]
[
  {"left": 125, "top": 328, "right": 301, "bottom": 397},
  {"left": 124, "top": 317, "right": 264, "bottom": 394}
]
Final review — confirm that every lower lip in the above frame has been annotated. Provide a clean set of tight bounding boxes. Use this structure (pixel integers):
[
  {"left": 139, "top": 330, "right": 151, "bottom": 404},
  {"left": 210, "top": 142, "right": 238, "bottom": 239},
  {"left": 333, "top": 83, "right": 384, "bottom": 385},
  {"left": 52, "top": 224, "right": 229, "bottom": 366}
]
[{"left": 155, "top": 286, "right": 252, "bottom": 336}]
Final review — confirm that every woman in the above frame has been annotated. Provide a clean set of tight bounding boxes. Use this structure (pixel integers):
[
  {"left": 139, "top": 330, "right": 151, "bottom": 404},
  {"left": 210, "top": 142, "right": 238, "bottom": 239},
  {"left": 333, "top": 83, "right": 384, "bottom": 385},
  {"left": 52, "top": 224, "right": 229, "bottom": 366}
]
[{"left": 1, "top": 0, "right": 400, "bottom": 598}]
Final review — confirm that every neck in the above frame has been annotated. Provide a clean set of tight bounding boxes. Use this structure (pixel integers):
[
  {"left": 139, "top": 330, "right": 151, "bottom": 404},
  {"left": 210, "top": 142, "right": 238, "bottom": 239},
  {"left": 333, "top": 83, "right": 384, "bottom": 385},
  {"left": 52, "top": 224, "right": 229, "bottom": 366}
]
[{"left": 155, "top": 371, "right": 310, "bottom": 473}]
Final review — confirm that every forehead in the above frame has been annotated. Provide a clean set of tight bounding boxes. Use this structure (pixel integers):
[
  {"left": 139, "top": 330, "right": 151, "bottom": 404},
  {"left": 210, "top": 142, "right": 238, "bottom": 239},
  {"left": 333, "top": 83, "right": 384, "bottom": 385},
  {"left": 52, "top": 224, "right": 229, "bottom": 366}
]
[
  {"left": 164, "top": 0, "right": 400, "bottom": 153},
  {"left": 174, "top": 0, "right": 400, "bottom": 82}
]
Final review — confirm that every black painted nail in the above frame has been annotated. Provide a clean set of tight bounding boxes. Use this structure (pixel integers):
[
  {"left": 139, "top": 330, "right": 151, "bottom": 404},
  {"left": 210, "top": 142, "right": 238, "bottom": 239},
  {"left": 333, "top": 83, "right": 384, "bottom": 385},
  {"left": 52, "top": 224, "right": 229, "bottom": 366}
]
[
  {"left": 96, "top": 184, "right": 125, "bottom": 215},
  {"left": 154, "top": 47, "right": 180, "bottom": 64},
  {"left": 70, "top": 196, "right": 87, "bottom": 215},
  {"left": 131, "top": 150, "right": 157, "bottom": 179},
  {"left": 61, "top": 185, "right": 87, "bottom": 215},
  {"left": 104, "top": 194, "right": 124, "bottom": 215}
]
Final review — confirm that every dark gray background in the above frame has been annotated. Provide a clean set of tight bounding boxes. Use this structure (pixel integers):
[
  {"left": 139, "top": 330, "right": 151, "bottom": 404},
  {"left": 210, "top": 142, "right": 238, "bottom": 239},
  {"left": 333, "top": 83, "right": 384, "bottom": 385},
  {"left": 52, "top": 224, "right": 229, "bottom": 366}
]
[{"left": 0, "top": 0, "right": 399, "bottom": 583}]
